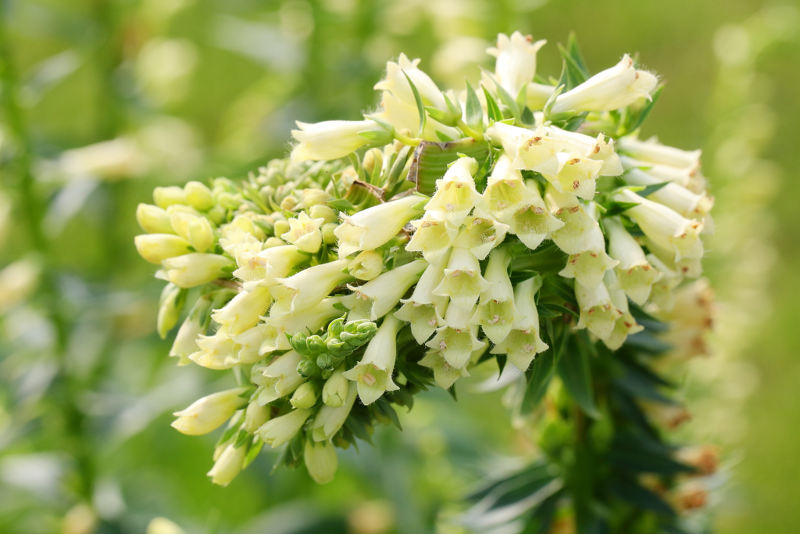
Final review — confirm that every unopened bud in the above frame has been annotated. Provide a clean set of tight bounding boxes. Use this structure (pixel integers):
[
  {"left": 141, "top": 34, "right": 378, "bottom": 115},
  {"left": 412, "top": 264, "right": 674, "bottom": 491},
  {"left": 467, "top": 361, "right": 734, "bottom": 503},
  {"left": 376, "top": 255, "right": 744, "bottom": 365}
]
[
  {"left": 243, "top": 402, "right": 270, "bottom": 433},
  {"left": 309, "top": 204, "right": 337, "bottom": 223},
  {"left": 162, "top": 253, "right": 233, "bottom": 288},
  {"left": 349, "top": 250, "right": 384, "bottom": 280},
  {"left": 290, "top": 382, "right": 319, "bottom": 409},
  {"left": 157, "top": 283, "right": 186, "bottom": 338},
  {"left": 273, "top": 220, "right": 290, "bottom": 237},
  {"left": 304, "top": 439, "right": 338, "bottom": 484},
  {"left": 321, "top": 222, "right": 338, "bottom": 244},
  {"left": 135, "top": 233, "right": 191, "bottom": 264},
  {"left": 137, "top": 203, "right": 173, "bottom": 233},
  {"left": 153, "top": 186, "right": 187, "bottom": 208},
  {"left": 184, "top": 181, "right": 214, "bottom": 211},
  {"left": 168, "top": 207, "right": 215, "bottom": 252},
  {"left": 207, "top": 443, "right": 245, "bottom": 486},
  {"left": 322, "top": 368, "right": 349, "bottom": 407}
]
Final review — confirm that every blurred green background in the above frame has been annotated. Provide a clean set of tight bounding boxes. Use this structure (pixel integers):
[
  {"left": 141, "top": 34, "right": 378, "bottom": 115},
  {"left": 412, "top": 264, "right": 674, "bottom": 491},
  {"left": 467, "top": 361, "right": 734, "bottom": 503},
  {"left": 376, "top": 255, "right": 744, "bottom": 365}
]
[{"left": 1, "top": 0, "right": 798, "bottom": 533}]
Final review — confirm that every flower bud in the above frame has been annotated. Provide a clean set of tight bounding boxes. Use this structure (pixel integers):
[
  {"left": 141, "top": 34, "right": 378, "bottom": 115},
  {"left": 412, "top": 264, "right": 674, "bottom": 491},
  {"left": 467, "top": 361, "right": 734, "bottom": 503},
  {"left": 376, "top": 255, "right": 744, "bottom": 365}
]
[
  {"left": 605, "top": 218, "right": 661, "bottom": 305},
  {"left": 168, "top": 207, "right": 215, "bottom": 252},
  {"left": 188, "top": 330, "right": 237, "bottom": 369},
  {"left": 211, "top": 285, "right": 272, "bottom": 335},
  {"left": 311, "top": 385, "right": 357, "bottom": 442},
  {"left": 256, "top": 408, "right": 312, "bottom": 448},
  {"left": 253, "top": 350, "right": 305, "bottom": 405},
  {"left": 157, "top": 283, "right": 186, "bottom": 338},
  {"left": 290, "top": 382, "right": 319, "bottom": 409},
  {"left": 281, "top": 212, "right": 324, "bottom": 253},
  {"left": 135, "top": 234, "right": 191, "bottom": 264},
  {"left": 146, "top": 517, "right": 185, "bottom": 534},
  {"left": 291, "top": 119, "right": 389, "bottom": 162},
  {"left": 162, "top": 253, "right": 233, "bottom": 288},
  {"left": 304, "top": 440, "right": 338, "bottom": 484},
  {"left": 271, "top": 259, "right": 350, "bottom": 313},
  {"left": 153, "top": 186, "right": 187, "bottom": 208},
  {"left": 184, "top": 181, "right": 214, "bottom": 211},
  {"left": 487, "top": 31, "right": 546, "bottom": 97},
  {"left": 207, "top": 443, "right": 245, "bottom": 486},
  {"left": 321, "top": 222, "right": 338, "bottom": 244},
  {"left": 243, "top": 402, "right": 270, "bottom": 433},
  {"left": 348, "top": 250, "right": 385, "bottom": 281},
  {"left": 136, "top": 203, "right": 173, "bottom": 233},
  {"left": 309, "top": 204, "right": 337, "bottom": 223},
  {"left": 171, "top": 387, "right": 247, "bottom": 435},
  {"left": 300, "top": 188, "right": 330, "bottom": 208},
  {"left": 322, "top": 368, "right": 349, "bottom": 407},
  {"left": 375, "top": 53, "right": 447, "bottom": 111}
]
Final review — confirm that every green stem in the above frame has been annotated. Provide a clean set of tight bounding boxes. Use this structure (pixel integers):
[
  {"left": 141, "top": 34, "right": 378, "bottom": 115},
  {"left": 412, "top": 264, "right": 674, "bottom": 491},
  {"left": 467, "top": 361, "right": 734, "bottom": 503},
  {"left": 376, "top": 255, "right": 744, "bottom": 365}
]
[{"left": 456, "top": 119, "right": 484, "bottom": 141}]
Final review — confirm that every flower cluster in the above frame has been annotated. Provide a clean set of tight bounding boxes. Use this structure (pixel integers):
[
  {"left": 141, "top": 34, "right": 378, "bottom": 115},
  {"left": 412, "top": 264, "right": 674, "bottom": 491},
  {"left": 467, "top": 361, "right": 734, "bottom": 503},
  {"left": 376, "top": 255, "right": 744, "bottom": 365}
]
[{"left": 135, "top": 31, "right": 713, "bottom": 488}]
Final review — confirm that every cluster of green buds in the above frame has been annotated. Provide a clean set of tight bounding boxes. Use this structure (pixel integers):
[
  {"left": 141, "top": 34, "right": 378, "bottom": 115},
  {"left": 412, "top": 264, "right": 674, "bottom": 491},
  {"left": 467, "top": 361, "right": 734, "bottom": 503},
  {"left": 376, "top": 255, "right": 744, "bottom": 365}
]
[{"left": 135, "top": 31, "right": 715, "bottom": 493}]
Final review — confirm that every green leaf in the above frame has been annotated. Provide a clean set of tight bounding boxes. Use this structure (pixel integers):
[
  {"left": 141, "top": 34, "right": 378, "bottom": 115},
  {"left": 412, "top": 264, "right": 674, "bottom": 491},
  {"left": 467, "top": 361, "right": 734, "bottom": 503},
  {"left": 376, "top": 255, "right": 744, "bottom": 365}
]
[
  {"left": 522, "top": 346, "right": 557, "bottom": 412},
  {"left": 557, "top": 341, "right": 599, "bottom": 418},
  {"left": 402, "top": 70, "right": 427, "bottom": 136},
  {"left": 328, "top": 198, "right": 355, "bottom": 213},
  {"left": 482, "top": 86, "right": 503, "bottom": 122},
  {"left": 602, "top": 200, "right": 639, "bottom": 217},
  {"left": 637, "top": 181, "right": 670, "bottom": 197},
  {"left": 407, "top": 138, "right": 490, "bottom": 195},
  {"left": 465, "top": 81, "right": 483, "bottom": 129}
]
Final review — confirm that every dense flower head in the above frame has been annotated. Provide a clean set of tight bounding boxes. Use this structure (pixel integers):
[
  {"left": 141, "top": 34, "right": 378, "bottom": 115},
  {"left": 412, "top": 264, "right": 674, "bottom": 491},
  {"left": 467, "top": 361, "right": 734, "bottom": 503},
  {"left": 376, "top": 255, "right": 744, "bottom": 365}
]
[{"left": 135, "top": 31, "right": 713, "bottom": 489}]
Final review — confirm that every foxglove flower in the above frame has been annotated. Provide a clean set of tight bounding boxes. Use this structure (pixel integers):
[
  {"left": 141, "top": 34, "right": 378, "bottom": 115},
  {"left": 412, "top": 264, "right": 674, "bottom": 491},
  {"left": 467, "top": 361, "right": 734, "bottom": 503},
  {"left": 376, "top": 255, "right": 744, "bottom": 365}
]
[
  {"left": 490, "top": 276, "right": 548, "bottom": 371},
  {"left": 605, "top": 218, "right": 661, "bottom": 304},
  {"left": 335, "top": 195, "right": 425, "bottom": 257},
  {"left": 487, "top": 31, "right": 546, "bottom": 97},
  {"left": 395, "top": 263, "right": 448, "bottom": 344},
  {"left": 171, "top": 387, "right": 247, "bottom": 436},
  {"left": 343, "top": 315, "right": 401, "bottom": 405},
  {"left": 291, "top": 120, "right": 388, "bottom": 162},
  {"left": 257, "top": 408, "right": 312, "bottom": 448},
  {"left": 346, "top": 259, "right": 427, "bottom": 320}
]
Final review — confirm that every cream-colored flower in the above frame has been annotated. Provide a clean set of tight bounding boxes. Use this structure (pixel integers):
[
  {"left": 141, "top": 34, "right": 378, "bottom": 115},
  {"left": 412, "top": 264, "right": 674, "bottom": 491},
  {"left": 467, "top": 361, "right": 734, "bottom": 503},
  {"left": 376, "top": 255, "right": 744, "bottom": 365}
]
[
  {"left": 452, "top": 215, "right": 509, "bottom": 260},
  {"left": 271, "top": 259, "right": 350, "bottom": 313},
  {"left": 167, "top": 206, "right": 215, "bottom": 252},
  {"left": 433, "top": 247, "right": 488, "bottom": 307},
  {"left": 343, "top": 315, "right": 402, "bottom": 405},
  {"left": 487, "top": 31, "right": 546, "bottom": 97},
  {"left": 419, "top": 350, "right": 470, "bottom": 389},
  {"left": 252, "top": 350, "right": 305, "bottom": 405},
  {"left": 490, "top": 276, "right": 548, "bottom": 371},
  {"left": 395, "top": 263, "right": 448, "bottom": 344},
  {"left": 136, "top": 203, "right": 173, "bottom": 234},
  {"left": 424, "top": 157, "right": 480, "bottom": 225},
  {"left": 188, "top": 330, "right": 237, "bottom": 369},
  {"left": 480, "top": 155, "right": 534, "bottom": 219},
  {"left": 304, "top": 440, "right": 338, "bottom": 484},
  {"left": 346, "top": 259, "right": 427, "bottom": 321},
  {"left": 375, "top": 53, "right": 447, "bottom": 111},
  {"left": 211, "top": 285, "right": 272, "bottom": 335},
  {"left": 135, "top": 234, "right": 191, "bottom": 264},
  {"left": 171, "top": 387, "right": 247, "bottom": 435},
  {"left": 605, "top": 218, "right": 661, "bottom": 304},
  {"left": 406, "top": 213, "right": 457, "bottom": 265},
  {"left": 471, "top": 248, "right": 515, "bottom": 344},
  {"left": 207, "top": 443, "right": 245, "bottom": 486},
  {"left": 575, "top": 279, "right": 622, "bottom": 340},
  {"left": 506, "top": 181, "right": 564, "bottom": 250},
  {"left": 291, "top": 119, "right": 386, "bottom": 162},
  {"left": 617, "top": 136, "right": 701, "bottom": 169},
  {"left": 546, "top": 189, "right": 604, "bottom": 254},
  {"left": 425, "top": 325, "right": 485, "bottom": 370},
  {"left": 335, "top": 195, "right": 424, "bottom": 257},
  {"left": 624, "top": 168, "right": 713, "bottom": 219},
  {"left": 600, "top": 270, "right": 643, "bottom": 349},
  {"left": 348, "top": 250, "right": 385, "bottom": 281},
  {"left": 559, "top": 248, "right": 618, "bottom": 289},
  {"left": 281, "top": 212, "right": 324, "bottom": 253},
  {"left": 620, "top": 156, "right": 699, "bottom": 189},
  {"left": 257, "top": 408, "right": 312, "bottom": 448},
  {"left": 161, "top": 253, "right": 233, "bottom": 288},
  {"left": 551, "top": 54, "right": 658, "bottom": 113},
  {"left": 311, "top": 385, "right": 357, "bottom": 442}
]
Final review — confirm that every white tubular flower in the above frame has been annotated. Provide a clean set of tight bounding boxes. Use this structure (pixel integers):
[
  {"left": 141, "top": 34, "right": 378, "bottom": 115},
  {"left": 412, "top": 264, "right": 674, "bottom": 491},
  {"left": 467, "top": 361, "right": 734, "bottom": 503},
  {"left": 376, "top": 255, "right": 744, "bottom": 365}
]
[
  {"left": 551, "top": 54, "right": 658, "bottom": 113},
  {"left": 485, "top": 122, "right": 534, "bottom": 163},
  {"left": 472, "top": 248, "right": 515, "bottom": 344},
  {"left": 490, "top": 276, "right": 548, "bottom": 371},
  {"left": 419, "top": 350, "right": 470, "bottom": 390},
  {"left": 334, "top": 195, "right": 424, "bottom": 257},
  {"left": 376, "top": 89, "right": 460, "bottom": 140},
  {"left": 559, "top": 248, "right": 619, "bottom": 289},
  {"left": 481, "top": 155, "right": 534, "bottom": 219},
  {"left": 211, "top": 285, "right": 272, "bottom": 335},
  {"left": 605, "top": 218, "right": 661, "bottom": 305},
  {"left": 271, "top": 259, "right": 350, "bottom": 313},
  {"left": 507, "top": 181, "right": 564, "bottom": 250},
  {"left": 424, "top": 157, "right": 481, "bottom": 225},
  {"left": 545, "top": 189, "right": 604, "bottom": 255},
  {"left": 281, "top": 212, "right": 324, "bottom": 253},
  {"left": 260, "top": 298, "right": 342, "bottom": 353},
  {"left": 425, "top": 325, "right": 485, "bottom": 370},
  {"left": 375, "top": 53, "right": 447, "bottom": 111},
  {"left": 487, "top": 31, "right": 546, "bottom": 97},
  {"left": 311, "top": 384, "right": 357, "bottom": 442},
  {"left": 433, "top": 247, "right": 488, "bottom": 307},
  {"left": 453, "top": 216, "right": 509, "bottom": 260},
  {"left": 170, "top": 314, "right": 205, "bottom": 366},
  {"left": 617, "top": 136, "right": 701, "bottom": 169},
  {"left": 171, "top": 387, "right": 247, "bottom": 435},
  {"left": 232, "top": 323, "right": 271, "bottom": 364},
  {"left": 136, "top": 203, "right": 173, "bottom": 234},
  {"left": 243, "top": 402, "right": 270, "bottom": 433},
  {"left": 135, "top": 234, "right": 191, "bottom": 264},
  {"left": 342, "top": 315, "right": 402, "bottom": 405},
  {"left": 525, "top": 82, "right": 556, "bottom": 109},
  {"left": 395, "top": 263, "right": 448, "bottom": 344},
  {"left": 348, "top": 250, "right": 385, "bottom": 281},
  {"left": 253, "top": 350, "right": 305, "bottom": 405},
  {"left": 575, "top": 279, "right": 622, "bottom": 340},
  {"left": 615, "top": 189, "right": 704, "bottom": 261},
  {"left": 167, "top": 207, "right": 215, "bottom": 252},
  {"left": 646, "top": 236, "right": 703, "bottom": 279},
  {"left": 624, "top": 168, "right": 713, "bottom": 219},
  {"left": 256, "top": 408, "right": 312, "bottom": 448},
  {"left": 161, "top": 253, "right": 233, "bottom": 288},
  {"left": 406, "top": 214, "right": 457, "bottom": 265},
  {"left": 646, "top": 253, "right": 682, "bottom": 312},
  {"left": 438, "top": 295, "right": 476, "bottom": 330},
  {"left": 304, "top": 440, "right": 338, "bottom": 484},
  {"left": 207, "top": 443, "right": 245, "bottom": 486},
  {"left": 657, "top": 279, "right": 714, "bottom": 360},
  {"left": 322, "top": 368, "right": 350, "bottom": 408},
  {"left": 189, "top": 331, "right": 237, "bottom": 369},
  {"left": 620, "top": 156, "right": 698, "bottom": 189},
  {"left": 255, "top": 245, "right": 308, "bottom": 280},
  {"left": 346, "top": 259, "right": 427, "bottom": 321},
  {"left": 290, "top": 119, "right": 385, "bottom": 162},
  {"left": 600, "top": 271, "right": 643, "bottom": 350},
  {"left": 542, "top": 127, "right": 623, "bottom": 177}
]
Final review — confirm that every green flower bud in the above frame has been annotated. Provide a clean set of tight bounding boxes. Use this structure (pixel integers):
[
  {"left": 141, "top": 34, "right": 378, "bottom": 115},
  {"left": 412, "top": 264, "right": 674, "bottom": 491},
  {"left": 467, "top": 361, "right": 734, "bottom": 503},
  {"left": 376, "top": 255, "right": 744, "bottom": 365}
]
[
  {"left": 168, "top": 207, "right": 216, "bottom": 253},
  {"left": 257, "top": 408, "right": 312, "bottom": 448},
  {"left": 348, "top": 250, "right": 384, "bottom": 281},
  {"left": 290, "top": 382, "right": 319, "bottom": 409},
  {"left": 322, "top": 368, "right": 349, "bottom": 407},
  {"left": 309, "top": 204, "right": 337, "bottom": 223},
  {"left": 326, "top": 317, "right": 346, "bottom": 337},
  {"left": 243, "top": 402, "right": 270, "bottom": 433},
  {"left": 157, "top": 283, "right": 186, "bottom": 339},
  {"left": 306, "top": 334, "right": 327, "bottom": 354},
  {"left": 296, "top": 358, "right": 319, "bottom": 378},
  {"left": 162, "top": 253, "right": 233, "bottom": 288},
  {"left": 304, "top": 440, "right": 338, "bottom": 484},
  {"left": 273, "top": 219, "right": 291, "bottom": 237},
  {"left": 321, "top": 222, "right": 338, "bottom": 244}
]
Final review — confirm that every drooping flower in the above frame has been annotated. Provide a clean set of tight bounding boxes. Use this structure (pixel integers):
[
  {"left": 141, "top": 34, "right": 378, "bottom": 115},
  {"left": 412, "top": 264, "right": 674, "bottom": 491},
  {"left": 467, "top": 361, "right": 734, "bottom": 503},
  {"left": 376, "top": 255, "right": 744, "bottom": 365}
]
[
  {"left": 471, "top": 247, "right": 515, "bottom": 344},
  {"left": 134, "top": 234, "right": 192, "bottom": 264},
  {"left": 342, "top": 315, "right": 402, "bottom": 405},
  {"left": 211, "top": 285, "right": 272, "bottom": 335},
  {"left": 395, "top": 263, "right": 448, "bottom": 344},
  {"left": 271, "top": 259, "right": 350, "bottom": 313},
  {"left": 252, "top": 350, "right": 305, "bottom": 405},
  {"left": 171, "top": 387, "right": 247, "bottom": 435},
  {"left": 257, "top": 408, "right": 312, "bottom": 448},
  {"left": 490, "top": 276, "right": 548, "bottom": 371},
  {"left": 433, "top": 247, "right": 488, "bottom": 307},
  {"left": 207, "top": 443, "right": 246, "bottom": 486},
  {"left": 424, "top": 157, "right": 480, "bottom": 225},
  {"left": 304, "top": 440, "right": 338, "bottom": 484},
  {"left": 605, "top": 218, "right": 661, "bottom": 304},
  {"left": 346, "top": 259, "right": 427, "bottom": 320},
  {"left": 161, "top": 253, "right": 233, "bottom": 288}
]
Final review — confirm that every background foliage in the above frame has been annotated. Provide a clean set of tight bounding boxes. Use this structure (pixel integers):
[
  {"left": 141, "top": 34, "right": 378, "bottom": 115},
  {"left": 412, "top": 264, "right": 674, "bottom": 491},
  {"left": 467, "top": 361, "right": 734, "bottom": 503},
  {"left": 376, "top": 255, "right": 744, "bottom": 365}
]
[{"left": 0, "top": 0, "right": 798, "bottom": 533}]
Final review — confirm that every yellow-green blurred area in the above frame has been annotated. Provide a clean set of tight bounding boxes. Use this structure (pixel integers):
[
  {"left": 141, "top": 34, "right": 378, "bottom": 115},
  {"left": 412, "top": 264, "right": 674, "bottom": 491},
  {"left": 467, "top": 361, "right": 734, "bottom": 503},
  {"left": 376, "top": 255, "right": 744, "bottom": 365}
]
[{"left": 0, "top": 0, "right": 798, "bottom": 533}]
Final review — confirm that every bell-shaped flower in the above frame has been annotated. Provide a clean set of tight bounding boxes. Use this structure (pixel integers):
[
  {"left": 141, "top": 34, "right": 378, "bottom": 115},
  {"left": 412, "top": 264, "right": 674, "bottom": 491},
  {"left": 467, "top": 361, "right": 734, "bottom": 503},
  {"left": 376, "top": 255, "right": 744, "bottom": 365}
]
[
  {"left": 290, "top": 119, "right": 388, "bottom": 162},
  {"left": 551, "top": 54, "right": 658, "bottom": 113},
  {"left": 281, "top": 212, "right": 324, "bottom": 253},
  {"left": 453, "top": 215, "right": 509, "bottom": 260},
  {"left": 375, "top": 53, "right": 447, "bottom": 111},
  {"left": 304, "top": 440, "right": 338, "bottom": 484},
  {"left": 255, "top": 245, "right": 308, "bottom": 281},
  {"left": 211, "top": 285, "right": 272, "bottom": 335},
  {"left": 507, "top": 181, "right": 564, "bottom": 249},
  {"left": 575, "top": 279, "right": 622, "bottom": 340},
  {"left": 490, "top": 276, "right": 548, "bottom": 371},
  {"left": 256, "top": 408, "right": 312, "bottom": 448},
  {"left": 376, "top": 89, "right": 460, "bottom": 140},
  {"left": 480, "top": 155, "right": 534, "bottom": 219},
  {"left": 419, "top": 350, "right": 470, "bottom": 390},
  {"left": 406, "top": 213, "right": 457, "bottom": 265},
  {"left": 624, "top": 168, "right": 712, "bottom": 219},
  {"left": 646, "top": 253, "right": 682, "bottom": 312},
  {"left": 395, "top": 263, "right": 448, "bottom": 344},
  {"left": 433, "top": 247, "right": 488, "bottom": 307},
  {"left": 485, "top": 122, "right": 535, "bottom": 163},
  {"left": 605, "top": 218, "right": 661, "bottom": 304},
  {"left": 271, "top": 259, "right": 350, "bottom": 313},
  {"left": 424, "top": 157, "right": 480, "bottom": 225},
  {"left": 346, "top": 259, "right": 427, "bottom": 321},
  {"left": 161, "top": 253, "right": 233, "bottom": 288},
  {"left": 167, "top": 206, "right": 215, "bottom": 252},
  {"left": 252, "top": 350, "right": 305, "bottom": 405},
  {"left": 335, "top": 195, "right": 425, "bottom": 257},
  {"left": 189, "top": 330, "right": 237, "bottom": 369},
  {"left": 311, "top": 384, "right": 357, "bottom": 442},
  {"left": 426, "top": 325, "right": 485, "bottom": 370},
  {"left": 598, "top": 270, "right": 643, "bottom": 350},
  {"left": 546, "top": 189, "right": 603, "bottom": 254},
  {"left": 617, "top": 136, "right": 701, "bottom": 169},
  {"left": 657, "top": 279, "right": 714, "bottom": 360},
  {"left": 646, "top": 236, "right": 703, "bottom": 279},
  {"left": 471, "top": 248, "right": 515, "bottom": 344},
  {"left": 207, "top": 443, "right": 245, "bottom": 486},
  {"left": 487, "top": 31, "right": 546, "bottom": 97},
  {"left": 135, "top": 234, "right": 191, "bottom": 264},
  {"left": 542, "top": 128, "right": 623, "bottom": 176},
  {"left": 171, "top": 387, "right": 247, "bottom": 435},
  {"left": 615, "top": 189, "right": 704, "bottom": 261},
  {"left": 559, "top": 248, "right": 618, "bottom": 289},
  {"left": 170, "top": 313, "right": 205, "bottom": 366},
  {"left": 232, "top": 323, "right": 272, "bottom": 365},
  {"left": 342, "top": 315, "right": 401, "bottom": 405}
]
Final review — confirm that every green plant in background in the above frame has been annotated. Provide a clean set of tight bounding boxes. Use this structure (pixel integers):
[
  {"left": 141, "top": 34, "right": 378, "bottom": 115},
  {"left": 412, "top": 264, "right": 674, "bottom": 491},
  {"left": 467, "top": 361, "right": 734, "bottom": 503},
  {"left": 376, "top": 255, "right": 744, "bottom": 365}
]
[{"left": 134, "top": 31, "right": 717, "bottom": 532}]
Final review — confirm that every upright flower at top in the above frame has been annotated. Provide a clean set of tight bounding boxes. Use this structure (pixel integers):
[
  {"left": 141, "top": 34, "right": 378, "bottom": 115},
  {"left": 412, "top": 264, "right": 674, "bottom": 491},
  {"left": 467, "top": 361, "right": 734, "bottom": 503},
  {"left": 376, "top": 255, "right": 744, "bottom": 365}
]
[{"left": 487, "top": 31, "right": 546, "bottom": 97}]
